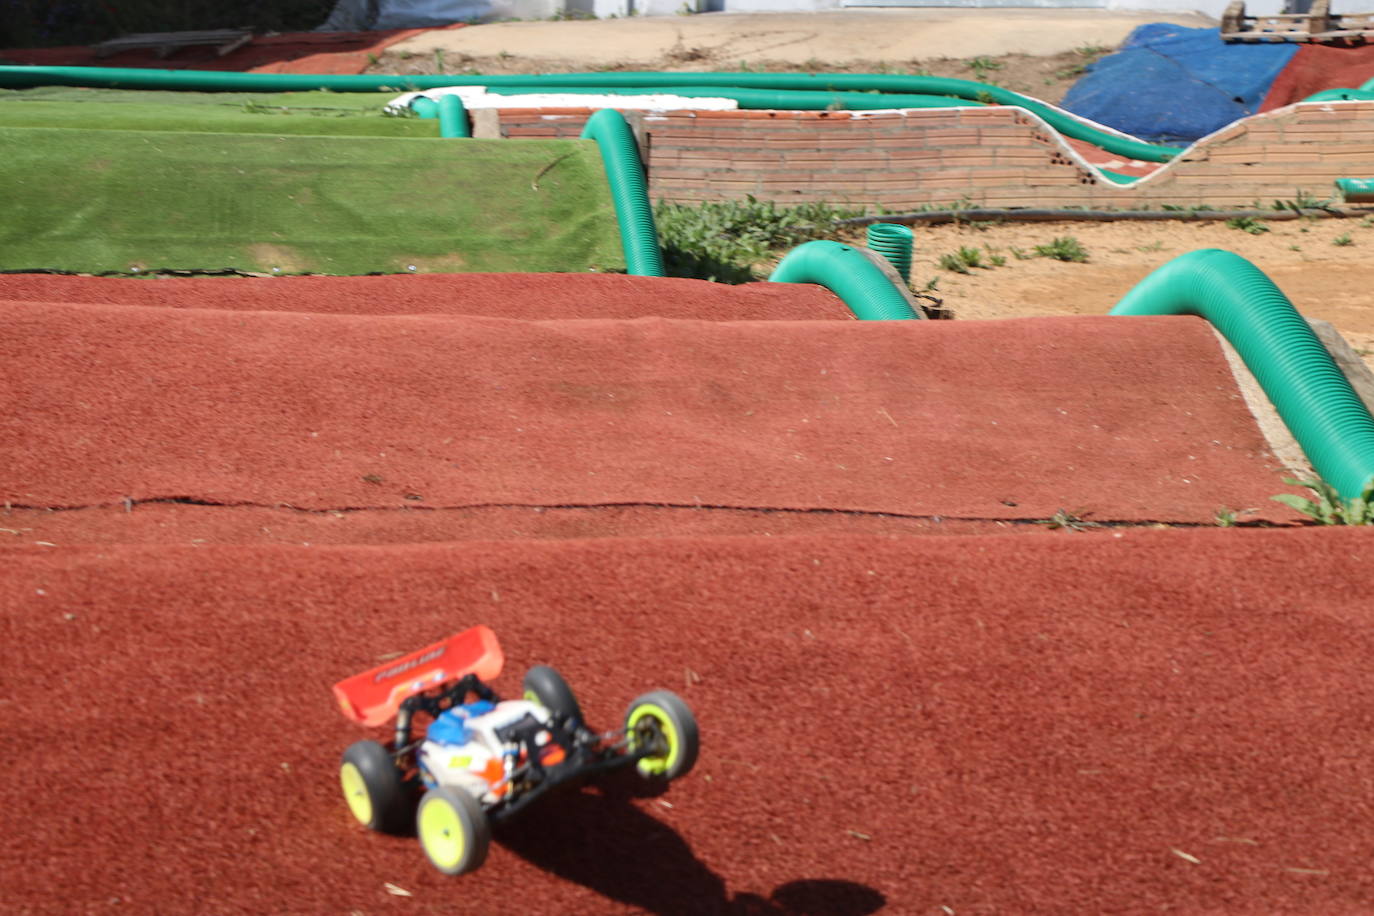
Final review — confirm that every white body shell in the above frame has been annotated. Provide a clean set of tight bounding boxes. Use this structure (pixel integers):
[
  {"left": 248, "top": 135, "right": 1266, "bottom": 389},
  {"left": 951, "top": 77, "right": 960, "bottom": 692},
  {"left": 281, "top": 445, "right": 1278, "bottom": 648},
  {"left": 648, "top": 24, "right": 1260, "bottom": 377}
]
[{"left": 417, "top": 699, "right": 554, "bottom": 805}]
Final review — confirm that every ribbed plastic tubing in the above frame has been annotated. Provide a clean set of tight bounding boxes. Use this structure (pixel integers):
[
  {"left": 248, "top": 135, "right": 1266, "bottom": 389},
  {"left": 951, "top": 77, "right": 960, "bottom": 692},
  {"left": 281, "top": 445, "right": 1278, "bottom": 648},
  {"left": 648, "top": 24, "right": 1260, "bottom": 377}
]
[
  {"left": 1336, "top": 178, "right": 1374, "bottom": 201},
  {"left": 435, "top": 94, "right": 470, "bottom": 138},
  {"left": 865, "top": 223, "right": 914, "bottom": 284},
  {"left": 579, "top": 109, "right": 664, "bottom": 277},
  {"left": 1110, "top": 248, "right": 1374, "bottom": 499},
  {"left": 0, "top": 66, "right": 1181, "bottom": 163},
  {"left": 1304, "top": 87, "right": 1374, "bottom": 102},
  {"left": 408, "top": 95, "right": 470, "bottom": 137},
  {"left": 769, "top": 241, "right": 921, "bottom": 320}
]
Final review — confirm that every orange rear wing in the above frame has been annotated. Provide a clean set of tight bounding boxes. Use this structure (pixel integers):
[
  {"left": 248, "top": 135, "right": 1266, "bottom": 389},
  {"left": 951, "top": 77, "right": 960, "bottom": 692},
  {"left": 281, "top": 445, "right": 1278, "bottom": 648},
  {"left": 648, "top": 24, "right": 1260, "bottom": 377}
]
[{"left": 333, "top": 625, "right": 504, "bottom": 727}]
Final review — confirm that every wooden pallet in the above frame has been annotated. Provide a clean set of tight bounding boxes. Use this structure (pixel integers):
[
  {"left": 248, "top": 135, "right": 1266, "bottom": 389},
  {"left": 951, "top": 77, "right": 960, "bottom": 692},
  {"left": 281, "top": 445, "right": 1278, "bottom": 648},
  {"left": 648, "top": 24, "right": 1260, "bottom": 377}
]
[
  {"left": 1221, "top": 0, "right": 1374, "bottom": 42},
  {"left": 93, "top": 29, "right": 253, "bottom": 60}
]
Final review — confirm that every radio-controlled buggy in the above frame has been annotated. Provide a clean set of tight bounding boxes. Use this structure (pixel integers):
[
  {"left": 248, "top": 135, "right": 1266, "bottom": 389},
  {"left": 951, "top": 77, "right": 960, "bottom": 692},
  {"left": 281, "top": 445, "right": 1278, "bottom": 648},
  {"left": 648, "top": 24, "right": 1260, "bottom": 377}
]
[{"left": 332, "top": 625, "right": 700, "bottom": 876}]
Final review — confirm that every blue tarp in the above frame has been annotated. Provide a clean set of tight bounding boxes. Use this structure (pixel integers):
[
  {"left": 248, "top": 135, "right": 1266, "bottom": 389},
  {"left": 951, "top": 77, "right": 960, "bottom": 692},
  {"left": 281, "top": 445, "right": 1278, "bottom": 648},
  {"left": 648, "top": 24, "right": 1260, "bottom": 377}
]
[{"left": 1060, "top": 24, "right": 1300, "bottom": 145}]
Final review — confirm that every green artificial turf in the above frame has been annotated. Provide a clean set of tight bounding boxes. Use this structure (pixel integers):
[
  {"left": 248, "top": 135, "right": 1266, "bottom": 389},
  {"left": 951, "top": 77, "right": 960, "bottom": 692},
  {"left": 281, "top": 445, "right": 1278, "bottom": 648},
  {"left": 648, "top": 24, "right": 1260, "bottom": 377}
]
[
  {"left": 0, "top": 127, "right": 625, "bottom": 275},
  {"left": 0, "top": 99, "right": 441, "bottom": 137},
  {"left": 0, "top": 87, "right": 403, "bottom": 109},
  {"left": 0, "top": 89, "right": 438, "bottom": 137}
]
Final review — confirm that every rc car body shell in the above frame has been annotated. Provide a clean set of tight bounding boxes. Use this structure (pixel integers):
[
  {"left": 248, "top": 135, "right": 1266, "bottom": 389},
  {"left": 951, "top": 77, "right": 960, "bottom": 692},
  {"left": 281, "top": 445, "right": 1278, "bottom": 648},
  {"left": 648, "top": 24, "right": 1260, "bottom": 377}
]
[{"left": 333, "top": 625, "right": 503, "bottom": 726}]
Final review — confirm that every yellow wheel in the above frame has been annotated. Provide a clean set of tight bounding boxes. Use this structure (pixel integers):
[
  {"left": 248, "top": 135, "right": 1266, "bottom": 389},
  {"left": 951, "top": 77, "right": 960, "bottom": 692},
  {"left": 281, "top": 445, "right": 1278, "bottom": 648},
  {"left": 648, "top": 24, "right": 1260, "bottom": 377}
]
[
  {"left": 624, "top": 690, "right": 699, "bottom": 782},
  {"left": 339, "top": 740, "right": 410, "bottom": 834},
  {"left": 417, "top": 787, "right": 491, "bottom": 876}
]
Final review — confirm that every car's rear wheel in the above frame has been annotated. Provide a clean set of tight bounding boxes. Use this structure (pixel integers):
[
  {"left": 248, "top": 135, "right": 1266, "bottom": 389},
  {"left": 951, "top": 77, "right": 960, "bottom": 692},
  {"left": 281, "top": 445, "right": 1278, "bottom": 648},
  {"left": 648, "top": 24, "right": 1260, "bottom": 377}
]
[
  {"left": 523, "top": 664, "right": 584, "bottom": 727},
  {"left": 340, "top": 740, "right": 410, "bottom": 834},
  {"left": 624, "top": 690, "right": 699, "bottom": 782},
  {"left": 417, "top": 786, "right": 491, "bottom": 876}
]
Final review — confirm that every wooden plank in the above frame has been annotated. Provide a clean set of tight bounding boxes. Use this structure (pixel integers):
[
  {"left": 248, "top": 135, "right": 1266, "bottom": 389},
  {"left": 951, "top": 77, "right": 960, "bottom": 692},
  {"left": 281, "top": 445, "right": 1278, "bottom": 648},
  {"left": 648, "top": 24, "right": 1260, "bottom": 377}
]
[{"left": 1221, "top": 0, "right": 1374, "bottom": 43}]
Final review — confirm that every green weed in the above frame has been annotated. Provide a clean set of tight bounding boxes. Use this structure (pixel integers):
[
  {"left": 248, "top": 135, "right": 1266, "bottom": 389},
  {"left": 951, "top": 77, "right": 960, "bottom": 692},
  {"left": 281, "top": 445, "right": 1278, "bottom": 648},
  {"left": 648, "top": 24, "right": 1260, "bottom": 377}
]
[
  {"left": 1214, "top": 506, "right": 1256, "bottom": 527},
  {"left": 654, "top": 196, "right": 864, "bottom": 283},
  {"left": 1272, "top": 477, "right": 1374, "bottom": 525},
  {"left": 1225, "top": 216, "right": 1269, "bottom": 235},
  {"left": 1334, "top": 233, "right": 1354, "bottom": 246},
  {"left": 1033, "top": 236, "right": 1088, "bottom": 262},
  {"left": 966, "top": 56, "right": 1003, "bottom": 81},
  {"left": 1040, "top": 509, "right": 1100, "bottom": 531},
  {"left": 1271, "top": 189, "right": 1336, "bottom": 213},
  {"left": 938, "top": 253, "right": 971, "bottom": 274}
]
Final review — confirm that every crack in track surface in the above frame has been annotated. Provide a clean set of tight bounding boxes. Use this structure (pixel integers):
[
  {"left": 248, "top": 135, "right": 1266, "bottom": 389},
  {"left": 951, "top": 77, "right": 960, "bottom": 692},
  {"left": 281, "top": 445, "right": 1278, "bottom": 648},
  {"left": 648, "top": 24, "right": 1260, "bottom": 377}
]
[{"left": 0, "top": 496, "right": 1225, "bottom": 529}]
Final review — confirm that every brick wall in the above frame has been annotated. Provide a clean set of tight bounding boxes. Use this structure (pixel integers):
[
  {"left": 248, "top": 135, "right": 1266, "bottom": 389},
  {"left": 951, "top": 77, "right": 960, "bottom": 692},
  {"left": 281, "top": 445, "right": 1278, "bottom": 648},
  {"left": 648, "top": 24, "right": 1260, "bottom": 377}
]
[{"left": 491, "top": 102, "right": 1374, "bottom": 210}]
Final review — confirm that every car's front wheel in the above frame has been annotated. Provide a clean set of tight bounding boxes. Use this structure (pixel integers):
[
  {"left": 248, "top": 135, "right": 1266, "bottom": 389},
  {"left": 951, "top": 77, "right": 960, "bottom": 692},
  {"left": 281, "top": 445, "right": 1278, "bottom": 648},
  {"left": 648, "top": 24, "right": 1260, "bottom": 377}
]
[
  {"left": 416, "top": 787, "right": 491, "bottom": 876},
  {"left": 339, "top": 740, "right": 410, "bottom": 834}
]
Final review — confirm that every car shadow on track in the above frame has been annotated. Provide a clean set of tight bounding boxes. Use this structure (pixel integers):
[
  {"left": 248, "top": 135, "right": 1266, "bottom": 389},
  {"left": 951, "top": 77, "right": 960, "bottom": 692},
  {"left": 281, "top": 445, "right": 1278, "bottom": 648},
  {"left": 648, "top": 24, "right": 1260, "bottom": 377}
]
[{"left": 495, "top": 773, "right": 886, "bottom": 916}]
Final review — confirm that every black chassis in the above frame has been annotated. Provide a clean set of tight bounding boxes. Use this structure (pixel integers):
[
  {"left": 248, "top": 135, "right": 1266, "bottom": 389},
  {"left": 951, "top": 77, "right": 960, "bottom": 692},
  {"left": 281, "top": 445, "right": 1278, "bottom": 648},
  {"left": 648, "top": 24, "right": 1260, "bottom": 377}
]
[{"left": 388, "top": 673, "right": 667, "bottom": 825}]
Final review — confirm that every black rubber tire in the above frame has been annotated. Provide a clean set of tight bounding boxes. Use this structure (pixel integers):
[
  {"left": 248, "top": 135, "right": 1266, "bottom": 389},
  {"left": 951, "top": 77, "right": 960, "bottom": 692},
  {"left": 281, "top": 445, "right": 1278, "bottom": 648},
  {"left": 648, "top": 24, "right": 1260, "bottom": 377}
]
[
  {"left": 416, "top": 787, "right": 492, "bottom": 876},
  {"left": 623, "top": 689, "right": 700, "bottom": 782},
  {"left": 340, "top": 739, "right": 411, "bottom": 835},
  {"left": 522, "top": 664, "right": 584, "bottom": 726}
]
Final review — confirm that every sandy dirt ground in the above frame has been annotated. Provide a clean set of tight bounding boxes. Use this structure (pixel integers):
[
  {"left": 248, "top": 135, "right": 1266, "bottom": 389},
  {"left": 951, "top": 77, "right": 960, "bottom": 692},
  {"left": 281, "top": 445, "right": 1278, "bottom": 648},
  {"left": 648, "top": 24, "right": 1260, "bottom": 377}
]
[
  {"left": 856, "top": 217, "right": 1374, "bottom": 363},
  {"left": 368, "top": 9, "right": 1216, "bottom": 104}
]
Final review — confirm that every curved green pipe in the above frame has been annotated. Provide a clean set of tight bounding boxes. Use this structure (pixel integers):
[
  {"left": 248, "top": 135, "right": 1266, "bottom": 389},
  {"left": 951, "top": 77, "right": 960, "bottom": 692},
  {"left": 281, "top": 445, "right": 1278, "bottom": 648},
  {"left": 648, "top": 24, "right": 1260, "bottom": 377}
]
[
  {"left": 436, "top": 94, "right": 470, "bottom": 138},
  {"left": 408, "top": 95, "right": 470, "bottom": 137},
  {"left": 769, "top": 240, "right": 921, "bottom": 321},
  {"left": 1301, "top": 87, "right": 1374, "bottom": 103},
  {"left": 0, "top": 66, "right": 1181, "bottom": 162},
  {"left": 1110, "top": 248, "right": 1374, "bottom": 499},
  {"left": 579, "top": 109, "right": 663, "bottom": 277}
]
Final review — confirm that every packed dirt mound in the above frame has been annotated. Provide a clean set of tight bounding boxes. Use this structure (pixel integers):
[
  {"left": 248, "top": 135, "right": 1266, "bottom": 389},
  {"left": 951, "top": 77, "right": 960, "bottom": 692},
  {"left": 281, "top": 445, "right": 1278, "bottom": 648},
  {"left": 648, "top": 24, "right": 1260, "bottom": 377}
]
[
  {"left": 2, "top": 299, "right": 1302, "bottom": 544},
  {"left": 5, "top": 527, "right": 1374, "bottom": 915}
]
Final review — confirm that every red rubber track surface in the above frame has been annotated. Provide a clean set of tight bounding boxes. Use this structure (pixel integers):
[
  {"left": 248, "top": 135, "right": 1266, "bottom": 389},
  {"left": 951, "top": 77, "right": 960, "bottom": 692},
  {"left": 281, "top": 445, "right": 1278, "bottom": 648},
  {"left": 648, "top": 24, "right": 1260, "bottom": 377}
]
[
  {"left": 0, "top": 273, "right": 854, "bottom": 321},
  {"left": 5, "top": 528, "right": 1374, "bottom": 915},
  {"left": 5, "top": 275, "right": 1345, "bottom": 915},
  {"left": 1, "top": 300, "right": 1299, "bottom": 533},
  {"left": 1260, "top": 43, "right": 1374, "bottom": 112}
]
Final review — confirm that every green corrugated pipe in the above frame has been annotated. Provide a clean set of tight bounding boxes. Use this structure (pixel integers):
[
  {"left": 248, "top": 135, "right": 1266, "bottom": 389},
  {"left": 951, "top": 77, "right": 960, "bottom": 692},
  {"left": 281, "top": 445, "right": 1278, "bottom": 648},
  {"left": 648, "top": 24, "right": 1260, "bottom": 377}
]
[
  {"left": 769, "top": 241, "right": 921, "bottom": 321},
  {"left": 1300, "top": 88, "right": 1374, "bottom": 102},
  {"left": 865, "top": 223, "right": 914, "bottom": 284},
  {"left": 436, "top": 94, "right": 470, "bottom": 138},
  {"left": 408, "top": 95, "right": 470, "bottom": 137},
  {"left": 1110, "top": 248, "right": 1374, "bottom": 500},
  {"left": 579, "top": 109, "right": 663, "bottom": 278},
  {"left": 0, "top": 66, "right": 1181, "bottom": 162},
  {"left": 1336, "top": 178, "right": 1374, "bottom": 202}
]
